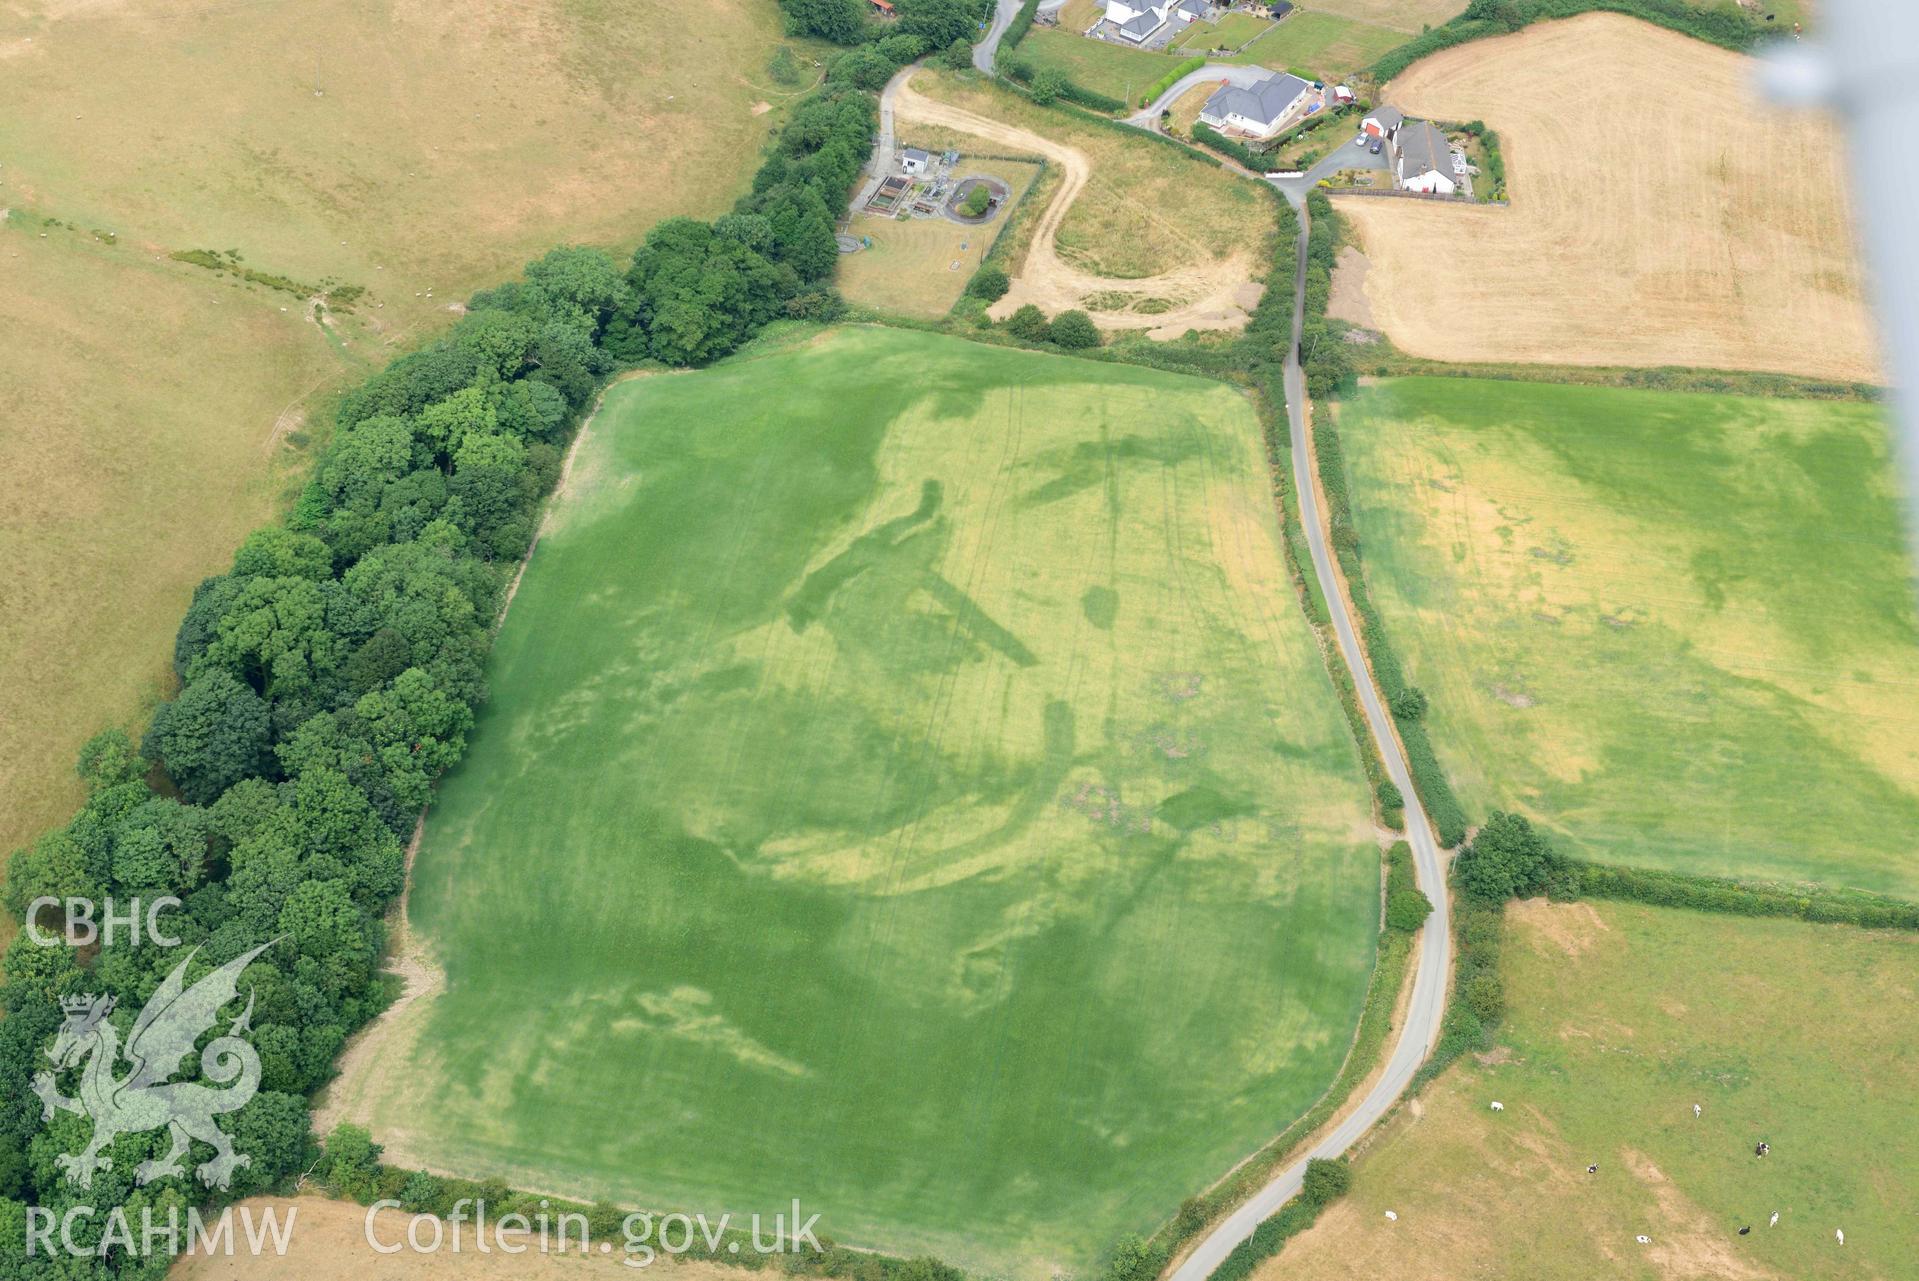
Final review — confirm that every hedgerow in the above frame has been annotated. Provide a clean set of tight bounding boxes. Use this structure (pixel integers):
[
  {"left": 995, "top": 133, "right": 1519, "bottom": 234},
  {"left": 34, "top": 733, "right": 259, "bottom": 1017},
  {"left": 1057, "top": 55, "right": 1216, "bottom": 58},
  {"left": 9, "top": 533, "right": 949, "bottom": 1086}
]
[
  {"left": 1140, "top": 56, "right": 1206, "bottom": 108},
  {"left": 1565, "top": 862, "right": 1919, "bottom": 930},
  {"left": 1191, "top": 122, "right": 1278, "bottom": 172},
  {"left": 1369, "top": 0, "right": 1764, "bottom": 82}
]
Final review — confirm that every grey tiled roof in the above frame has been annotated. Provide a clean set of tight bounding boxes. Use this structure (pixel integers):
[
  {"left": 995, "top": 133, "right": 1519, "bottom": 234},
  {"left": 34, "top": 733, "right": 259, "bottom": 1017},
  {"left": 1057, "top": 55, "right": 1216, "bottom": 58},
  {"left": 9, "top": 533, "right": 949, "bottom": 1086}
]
[
  {"left": 1395, "top": 120, "right": 1450, "bottom": 180},
  {"left": 1201, "top": 72, "right": 1310, "bottom": 129}
]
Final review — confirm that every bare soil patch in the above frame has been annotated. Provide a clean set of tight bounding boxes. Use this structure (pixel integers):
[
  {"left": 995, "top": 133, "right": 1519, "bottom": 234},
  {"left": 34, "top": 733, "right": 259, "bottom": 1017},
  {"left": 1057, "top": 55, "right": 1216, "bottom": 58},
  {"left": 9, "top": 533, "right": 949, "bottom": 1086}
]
[{"left": 1336, "top": 13, "right": 1880, "bottom": 381}]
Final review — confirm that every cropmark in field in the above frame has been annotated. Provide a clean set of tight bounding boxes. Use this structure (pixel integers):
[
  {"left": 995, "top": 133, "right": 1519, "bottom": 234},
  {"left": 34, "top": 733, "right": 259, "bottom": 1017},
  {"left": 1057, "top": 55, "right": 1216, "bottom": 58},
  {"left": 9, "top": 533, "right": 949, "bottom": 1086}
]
[
  {"left": 1337, "top": 376, "right": 1919, "bottom": 896},
  {"left": 331, "top": 327, "right": 1380, "bottom": 1276}
]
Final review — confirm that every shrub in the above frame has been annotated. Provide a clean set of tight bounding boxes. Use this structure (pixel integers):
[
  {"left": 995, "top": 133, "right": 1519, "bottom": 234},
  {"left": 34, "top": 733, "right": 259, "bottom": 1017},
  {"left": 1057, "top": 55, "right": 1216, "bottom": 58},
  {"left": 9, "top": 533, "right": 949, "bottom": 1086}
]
[
  {"left": 960, "top": 183, "right": 992, "bottom": 217},
  {"left": 767, "top": 45, "right": 803, "bottom": 85},
  {"left": 1007, "top": 303, "right": 1050, "bottom": 340},
  {"left": 1456, "top": 810, "right": 1563, "bottom": 902},
  {"left": 967, "top": 264, "right": 1011, "bottom": 301},
  {"left": 1301, "top": 1157, "right": 1352, "bottom": 1207},
  {"left": 1389, "top": 685, "right": 1428, "bottom": 720},
  {"left": 1463, "top": 970, "right": 1505, "bottom": 1023},
  {"left": 1049, "top": 309, "right": 1101, "bottom": 348},
  {"left": 1139, "top": 55, "right": 1206, "bottom": 108},
  {"left": 1031, "top": 67, "right": 1069, "bottom": 106}
]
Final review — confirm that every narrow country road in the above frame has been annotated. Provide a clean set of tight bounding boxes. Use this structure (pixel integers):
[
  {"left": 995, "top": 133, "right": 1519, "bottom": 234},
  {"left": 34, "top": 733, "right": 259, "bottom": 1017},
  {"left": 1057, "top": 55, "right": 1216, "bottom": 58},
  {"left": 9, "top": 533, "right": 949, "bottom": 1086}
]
[
  {"left": 972, "top": 0, "right": 1024, "bottom": 72},
  {"left": 1164, "top": 189, "right": 1454, "bottom": 1281},
  {"left": 925, "top": 37, "right": 1457, "bottom": 1270},
  {"left": 1125, "top": 62, "right": 1270, "bottom": 126}
]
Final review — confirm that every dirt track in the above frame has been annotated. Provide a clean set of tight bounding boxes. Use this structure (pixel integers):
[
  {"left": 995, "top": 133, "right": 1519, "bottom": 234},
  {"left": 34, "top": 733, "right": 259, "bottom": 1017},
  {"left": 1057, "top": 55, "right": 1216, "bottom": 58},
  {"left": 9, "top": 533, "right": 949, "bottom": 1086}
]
[
  {"left": 893, "top": 74, "right": 1260, "bottom": 337},
  {"left": 1336, "top": 14, "right": 1881, "bottom": 382}
]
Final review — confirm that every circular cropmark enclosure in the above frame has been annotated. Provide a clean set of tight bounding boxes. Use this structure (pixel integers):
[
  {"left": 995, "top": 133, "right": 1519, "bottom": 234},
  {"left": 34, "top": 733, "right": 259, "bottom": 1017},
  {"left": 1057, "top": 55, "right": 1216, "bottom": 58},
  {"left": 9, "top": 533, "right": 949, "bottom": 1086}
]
[{"left": 944, "top": 176, "right": 1010, "bottom": 224}]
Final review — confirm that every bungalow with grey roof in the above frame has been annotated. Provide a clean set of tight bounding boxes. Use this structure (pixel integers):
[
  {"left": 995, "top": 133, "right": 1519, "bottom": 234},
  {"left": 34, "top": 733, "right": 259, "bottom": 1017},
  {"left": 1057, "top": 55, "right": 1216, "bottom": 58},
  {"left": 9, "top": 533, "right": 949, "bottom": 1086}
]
[
  {"left": 1197, "top": 71, "right": 1314, "bottom": 139},
  {"left": 1392, "top": 119, "right": 1456, "bottom": 194}
]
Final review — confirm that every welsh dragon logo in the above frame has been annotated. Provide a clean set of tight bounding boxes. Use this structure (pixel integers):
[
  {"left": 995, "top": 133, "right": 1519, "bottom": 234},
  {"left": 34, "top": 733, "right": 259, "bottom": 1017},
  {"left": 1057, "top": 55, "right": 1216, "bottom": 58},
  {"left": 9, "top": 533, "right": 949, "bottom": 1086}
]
[{"left": 32, "top": 942, "right": 273, "bottom": 1190}]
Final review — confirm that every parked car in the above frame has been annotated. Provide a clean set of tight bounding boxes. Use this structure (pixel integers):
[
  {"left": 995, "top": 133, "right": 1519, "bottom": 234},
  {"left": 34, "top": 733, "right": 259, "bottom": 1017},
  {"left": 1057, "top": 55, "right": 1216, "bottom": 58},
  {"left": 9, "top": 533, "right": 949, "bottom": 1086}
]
[
  {"left": 1354, "top": 135, "right": 1368, "bottom": 146},
  {"left": 1369, "top": 138, "right": 1383, "bottom": 154}
]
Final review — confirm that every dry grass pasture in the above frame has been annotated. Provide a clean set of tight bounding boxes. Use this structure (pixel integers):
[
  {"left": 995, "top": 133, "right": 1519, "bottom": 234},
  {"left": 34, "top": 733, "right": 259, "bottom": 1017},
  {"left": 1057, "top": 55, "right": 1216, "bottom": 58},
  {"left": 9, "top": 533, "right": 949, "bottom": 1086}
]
[
  {"left": 0, "top": 220, "right": 344, "bottom": 878},
  {"left": 838, "top": 157, "right": 1043, "bottom": 318},
  {"left": 1335, "top": 13, "right": 1881, "bottom": 382},
  {"left": 1260, "top": 901, "right": 1919, "bottom": 1281},
  {"left": 901, "top": 72, "right": 1270, "bottom": 335},
  {"left": 0, "top": 0, "right": 794, "bottom": 866}
]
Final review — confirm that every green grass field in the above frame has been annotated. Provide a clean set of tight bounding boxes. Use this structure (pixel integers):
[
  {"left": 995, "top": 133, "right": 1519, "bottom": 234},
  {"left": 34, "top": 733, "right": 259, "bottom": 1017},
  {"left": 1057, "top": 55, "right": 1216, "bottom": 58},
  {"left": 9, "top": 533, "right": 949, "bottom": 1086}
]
[
  {"left": 1268, "top": 900, "right": 1919, "bottom": 1280},
  {"left": 1169, "top": 12, "right": 1275, "bottom": 54},
  {"left": 1228, "top": 11, "right": 1406, "bottom": 77},
  {"left": 361, "top": 327, "right": 1380, "bottom": 1274},
  {"left": 1017, "top": 28, "right": 1183, "bottom": 104},
  {"left": 1336, "top": 377, "right": 1919, "bottom": 895}
]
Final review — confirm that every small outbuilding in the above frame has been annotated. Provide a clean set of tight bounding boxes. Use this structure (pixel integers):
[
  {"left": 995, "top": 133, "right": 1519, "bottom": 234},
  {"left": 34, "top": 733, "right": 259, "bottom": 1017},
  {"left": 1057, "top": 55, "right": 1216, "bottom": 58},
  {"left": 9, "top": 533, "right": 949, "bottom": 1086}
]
[
  {"left": 1333, "top": 84, "right": 1356, "bottom": 105},
  {"left": 1361, "top": 104, "right": 1403, "bottom": 139},
  {"left": 900, "top": 147, "right": 930, "bottom": 175}
]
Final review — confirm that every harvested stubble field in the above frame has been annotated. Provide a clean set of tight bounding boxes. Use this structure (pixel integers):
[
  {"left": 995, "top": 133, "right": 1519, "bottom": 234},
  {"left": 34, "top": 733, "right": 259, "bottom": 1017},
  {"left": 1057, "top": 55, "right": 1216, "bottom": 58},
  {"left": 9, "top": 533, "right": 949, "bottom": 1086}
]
[
  {"left": 0, "top": 0, "right": 795, "bottom": 873},
  {"left": 1261, "top": 899, "right": 1919, "bottom": 1281},
  {"left": 1336, "top": 376, "right": 1919, "bottom": 896},
  {"left": 325, "top": 327, "right": 1380, "bottom": 1277},
  {"left": 900, "top": 72, "right": 1270, "bottom": 335},
  {"left": 1334, "top": 13, "right": 1880, "bottom": 382}
]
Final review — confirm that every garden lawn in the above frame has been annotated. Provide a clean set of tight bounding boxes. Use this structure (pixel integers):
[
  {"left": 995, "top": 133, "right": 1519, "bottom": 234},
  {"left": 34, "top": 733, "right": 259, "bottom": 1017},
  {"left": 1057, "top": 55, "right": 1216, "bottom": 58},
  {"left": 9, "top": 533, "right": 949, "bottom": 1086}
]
[
  {"left": 1268, "top": 899, "right": 1919, "bottom": 1280},
  {"left": 1336, "top": 376, "right": 1919, "bottom": 895},
  {"left": 351, "top": 327, "right": 1381, "bottom": 1276},
  {"left": 1229, "top": 10, "right": 1405, "bottom": 78},
  {"left": 1017, "top": 27, "right": 1185, "bottom": 105},
  {"left": 1170, "top": 11, "right": 1276, "bottom": 54}
]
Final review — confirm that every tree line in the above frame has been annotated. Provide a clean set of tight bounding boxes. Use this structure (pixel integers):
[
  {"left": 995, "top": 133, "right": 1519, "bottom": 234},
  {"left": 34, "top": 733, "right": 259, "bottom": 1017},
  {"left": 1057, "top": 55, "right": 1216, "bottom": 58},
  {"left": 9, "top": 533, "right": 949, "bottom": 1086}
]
[{"left": 0, "top": 71, "right": 880, "bottom": 1280}]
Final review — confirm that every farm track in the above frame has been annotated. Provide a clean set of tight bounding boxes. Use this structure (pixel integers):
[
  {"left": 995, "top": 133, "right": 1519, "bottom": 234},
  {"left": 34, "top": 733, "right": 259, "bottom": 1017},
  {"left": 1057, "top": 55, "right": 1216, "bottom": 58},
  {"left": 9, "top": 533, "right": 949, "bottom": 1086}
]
[{"left": 888, "top": 71, "right": 1259, "bottom": 334}]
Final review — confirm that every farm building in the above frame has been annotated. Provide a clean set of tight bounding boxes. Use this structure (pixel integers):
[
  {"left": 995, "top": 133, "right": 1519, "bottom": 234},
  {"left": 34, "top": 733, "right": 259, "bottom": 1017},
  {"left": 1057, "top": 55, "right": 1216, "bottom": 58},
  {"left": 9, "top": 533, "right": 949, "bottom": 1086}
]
[
  {"left": 1393, "top": 119, "right": 1456, "bottom": 194},
  {"left": 1105, "top": 0, "right": 1206, "bottom": 43},
  {"left": 1362, "top": 105, "right": 1403, "bottom": 139},
  {"left": 901, "top": 147, "right": 930, "bottom": 175},
  {"left": 1197, "top": 71, "right": 1314, "bottom": 139}
]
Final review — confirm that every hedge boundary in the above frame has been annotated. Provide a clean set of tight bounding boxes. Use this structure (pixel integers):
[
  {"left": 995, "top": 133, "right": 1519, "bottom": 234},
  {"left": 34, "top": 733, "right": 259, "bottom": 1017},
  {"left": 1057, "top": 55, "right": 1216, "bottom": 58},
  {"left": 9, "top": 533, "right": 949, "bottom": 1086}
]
[
  {"left": 1368, "top": 0, "right": 1765, "bottom": 83},
  {"left": 1563, "top": 861, "right": 1919, "bottom": 930}
]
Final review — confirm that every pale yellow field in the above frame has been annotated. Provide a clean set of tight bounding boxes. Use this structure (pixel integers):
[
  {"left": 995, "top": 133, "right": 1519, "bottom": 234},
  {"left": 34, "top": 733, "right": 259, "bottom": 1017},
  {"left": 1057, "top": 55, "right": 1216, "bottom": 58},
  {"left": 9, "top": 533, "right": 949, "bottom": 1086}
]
[
  {"left": 0, "top": 0, "right": 793, "bottom": 866},
  {"left": 1336, "top": 13, "right": 1881, "bottom": 382}
]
